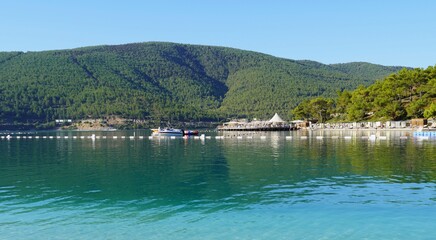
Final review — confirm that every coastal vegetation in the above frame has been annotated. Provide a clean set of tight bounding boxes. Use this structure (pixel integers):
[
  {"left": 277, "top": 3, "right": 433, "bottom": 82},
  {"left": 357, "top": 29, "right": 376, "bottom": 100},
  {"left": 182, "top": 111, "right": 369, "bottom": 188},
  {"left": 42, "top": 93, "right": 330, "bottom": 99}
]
[
  {"left": 0, "top": 42, "right": 404, "bottom": 129},
  {"left": 292, "top": 66, "right": 436, "bottom": 122}
]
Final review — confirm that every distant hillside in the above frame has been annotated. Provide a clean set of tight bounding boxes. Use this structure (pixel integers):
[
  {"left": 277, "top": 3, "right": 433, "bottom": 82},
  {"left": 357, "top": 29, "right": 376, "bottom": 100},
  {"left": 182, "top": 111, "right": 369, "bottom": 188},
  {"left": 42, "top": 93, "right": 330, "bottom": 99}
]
[
  {"left": 0, "top": 42, "right": 405, "bottom": 127},
  {"left": 330, "top": 62, "right": 408, "bottom": 81}
]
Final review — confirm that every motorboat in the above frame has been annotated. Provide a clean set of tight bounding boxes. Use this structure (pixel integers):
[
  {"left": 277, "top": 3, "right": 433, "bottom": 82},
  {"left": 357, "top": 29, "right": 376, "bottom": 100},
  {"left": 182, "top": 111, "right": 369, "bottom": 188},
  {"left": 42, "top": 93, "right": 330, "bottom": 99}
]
[{"left": 151, "top": 127, "right": 184, "bottom": 137}]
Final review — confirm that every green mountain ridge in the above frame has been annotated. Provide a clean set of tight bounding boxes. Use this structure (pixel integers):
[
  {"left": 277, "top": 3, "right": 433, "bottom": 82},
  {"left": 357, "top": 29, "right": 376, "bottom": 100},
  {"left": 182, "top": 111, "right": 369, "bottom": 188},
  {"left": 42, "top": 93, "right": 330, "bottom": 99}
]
[{"left": 0, "top": 42, "right": 406, "bottom": 127}]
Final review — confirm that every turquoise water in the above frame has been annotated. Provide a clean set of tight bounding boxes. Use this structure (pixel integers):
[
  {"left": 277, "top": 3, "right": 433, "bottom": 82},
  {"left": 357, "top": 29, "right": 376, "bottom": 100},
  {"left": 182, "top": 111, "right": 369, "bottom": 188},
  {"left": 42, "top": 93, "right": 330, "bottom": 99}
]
[{"left": 0, "top": 130, "right": 435, "bottom": 239}]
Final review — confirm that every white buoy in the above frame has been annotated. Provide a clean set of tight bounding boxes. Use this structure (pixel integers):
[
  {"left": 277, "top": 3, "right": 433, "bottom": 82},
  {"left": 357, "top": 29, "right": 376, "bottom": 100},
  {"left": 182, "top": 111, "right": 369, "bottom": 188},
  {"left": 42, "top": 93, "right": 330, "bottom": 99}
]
[
  {"left": 237, "top": 136, "right": 243, "bottom": 139},
  {"left": 43, "top": 136, "right": 47, "bottom": 139},
  {"left": 80, "top": 136, "right": 85, "bottom": 139},
  {"left": 260, "top": 136, "right": 266, "bottom": 139},
  {"left": 399, "top": 136, "right": 408, "bottom": 139},
  {"left": 121, "top": 136, "right": 126, "bottom": 139},
  {"left": 170, "top": 136, "right": 176, "bottom": 139},
  {"left": 6, "top": 135, "right": 11, "bottom": 139},
  {"left": 369, "top": 135, "right": 376, "bottom": 141},
  {"left": 113, "top": 136, "right": 118, "bottom": 139},
  {"left": 316, "top": 136, "right": 323, "bottom": 140},
  {"left": 148, "top": 136, "right": 153, "bottom": 139},
  {"left": 139, "top": 136, "right": 144, "bottom": 139},
  {"left": 35, "top": 136, "right": 39, "bottom": 139},
  {"left": 379, "top": 136, "right": 387, "bottom": 140},
  {"left": 64, "top": 136, "right": 69, "bottom": 139},
  {"left": 300, "top": 136, "right": 308, "bottom": 139},
  {"left": 285, "top": 136, "right": 292, "bottom": 139},
  {"left": 73, "top": 136, "right": 77, "bottom": 139},
  {"left": 49, "top": 136, "right": 54, "bottom": 139}
]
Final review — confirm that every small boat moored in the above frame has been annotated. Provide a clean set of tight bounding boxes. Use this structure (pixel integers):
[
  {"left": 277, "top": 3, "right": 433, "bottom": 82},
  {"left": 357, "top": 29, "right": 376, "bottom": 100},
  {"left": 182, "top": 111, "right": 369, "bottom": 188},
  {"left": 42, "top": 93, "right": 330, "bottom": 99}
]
[
  {"left": 151, "top": 127, "right": 184, "bottom": 137},
  {"left": 183, "top": 130, "right": 199, "bottom": 136}
]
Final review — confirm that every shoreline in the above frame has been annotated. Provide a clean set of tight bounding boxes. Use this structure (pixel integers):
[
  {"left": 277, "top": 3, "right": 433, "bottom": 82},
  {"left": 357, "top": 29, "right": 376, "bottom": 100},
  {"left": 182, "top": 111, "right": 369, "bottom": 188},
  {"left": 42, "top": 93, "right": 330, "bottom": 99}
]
[
  {"left": 305, "top": 128, "right": 416, "bottom": 131},
  {"left": 304, "top": 126, "right": 436, "bottom": 132}
]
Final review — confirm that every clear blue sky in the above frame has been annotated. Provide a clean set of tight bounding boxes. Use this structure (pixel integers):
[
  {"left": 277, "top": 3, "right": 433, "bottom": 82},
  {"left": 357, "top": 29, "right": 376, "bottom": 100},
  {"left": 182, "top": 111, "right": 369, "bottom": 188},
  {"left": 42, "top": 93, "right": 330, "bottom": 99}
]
[{"left": 1, "top": 0, "right": 435, "bottom": 68}]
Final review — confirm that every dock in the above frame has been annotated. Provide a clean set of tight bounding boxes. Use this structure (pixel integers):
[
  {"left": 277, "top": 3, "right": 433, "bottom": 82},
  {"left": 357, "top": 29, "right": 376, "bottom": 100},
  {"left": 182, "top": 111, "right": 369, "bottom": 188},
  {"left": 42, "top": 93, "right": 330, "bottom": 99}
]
[
  {"left": 217, "top": 125, "right": 294, "bottom": 131},
  {"left": 216, "top": 113, "right": 297, "bottom": 131}
]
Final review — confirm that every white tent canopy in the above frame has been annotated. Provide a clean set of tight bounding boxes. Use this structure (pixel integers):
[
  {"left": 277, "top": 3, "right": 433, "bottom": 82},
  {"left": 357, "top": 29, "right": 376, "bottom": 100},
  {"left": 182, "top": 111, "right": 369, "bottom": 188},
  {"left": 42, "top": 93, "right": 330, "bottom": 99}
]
[{"left": 268, "top": 113, "right": 285, "bottom": 123}]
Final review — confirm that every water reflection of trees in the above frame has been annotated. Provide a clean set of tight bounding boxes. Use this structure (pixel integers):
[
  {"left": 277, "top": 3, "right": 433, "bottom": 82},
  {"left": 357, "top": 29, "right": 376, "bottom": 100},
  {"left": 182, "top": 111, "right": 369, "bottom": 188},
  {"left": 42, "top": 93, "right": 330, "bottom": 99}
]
[
  {"left": 220, "top": 137, "right": 436, "bottom": 187},
  {"left": 0, "top": 138, "right": 231, "bottom": 206},
  {"left": 1, "top": 136, "right": 435, "bottom": 217}
]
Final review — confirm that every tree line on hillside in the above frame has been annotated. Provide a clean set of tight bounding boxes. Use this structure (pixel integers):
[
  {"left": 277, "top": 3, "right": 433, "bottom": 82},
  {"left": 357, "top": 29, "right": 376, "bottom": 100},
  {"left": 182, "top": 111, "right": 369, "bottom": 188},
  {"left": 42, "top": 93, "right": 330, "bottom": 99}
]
[
  {"left": 292, "top": 66, "right": 436, "bottom": 122},
  {"left": 0, "top": 42, "right": 405, "bottom": 128}
]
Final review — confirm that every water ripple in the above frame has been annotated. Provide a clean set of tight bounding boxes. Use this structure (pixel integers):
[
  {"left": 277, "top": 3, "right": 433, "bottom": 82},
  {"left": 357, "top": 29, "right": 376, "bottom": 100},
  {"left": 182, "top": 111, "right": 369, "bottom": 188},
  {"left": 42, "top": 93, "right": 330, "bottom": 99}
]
[{"left": 258, "top": 175, "right": 436, "bottom": 207}]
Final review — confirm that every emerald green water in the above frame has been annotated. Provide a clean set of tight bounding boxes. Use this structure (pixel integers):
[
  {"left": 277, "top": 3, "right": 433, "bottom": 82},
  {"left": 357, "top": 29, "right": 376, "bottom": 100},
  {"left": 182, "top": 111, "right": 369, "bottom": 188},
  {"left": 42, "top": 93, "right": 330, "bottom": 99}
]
[{"left": 0, "top": 131, "right": 435, "bottom": 239}]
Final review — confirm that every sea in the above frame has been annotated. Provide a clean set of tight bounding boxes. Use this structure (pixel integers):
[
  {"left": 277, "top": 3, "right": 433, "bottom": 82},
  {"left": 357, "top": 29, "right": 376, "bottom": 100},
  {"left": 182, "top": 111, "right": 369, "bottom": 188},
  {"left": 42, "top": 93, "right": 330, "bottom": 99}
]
[{"left": 0, "top": 130, "right": 435, "bottom": 239}]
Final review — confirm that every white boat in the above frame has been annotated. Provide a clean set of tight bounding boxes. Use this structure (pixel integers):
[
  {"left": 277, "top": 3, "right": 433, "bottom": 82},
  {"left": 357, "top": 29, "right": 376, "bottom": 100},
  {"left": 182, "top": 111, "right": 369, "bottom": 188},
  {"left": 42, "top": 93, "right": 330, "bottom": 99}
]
[{"left": 151, "top": 127, "right": 184, "bottom": 137}]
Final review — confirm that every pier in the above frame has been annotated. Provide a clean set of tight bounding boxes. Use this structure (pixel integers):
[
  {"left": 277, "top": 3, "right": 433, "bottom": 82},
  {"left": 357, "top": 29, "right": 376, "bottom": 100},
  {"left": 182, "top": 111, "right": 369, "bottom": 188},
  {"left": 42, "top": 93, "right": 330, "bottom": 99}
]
[
  {"left": 217, "top": 125, "right": 294, "bottom": 131},
  {"left": 217, "top": 113, "right": 297, "bottom": 131}
]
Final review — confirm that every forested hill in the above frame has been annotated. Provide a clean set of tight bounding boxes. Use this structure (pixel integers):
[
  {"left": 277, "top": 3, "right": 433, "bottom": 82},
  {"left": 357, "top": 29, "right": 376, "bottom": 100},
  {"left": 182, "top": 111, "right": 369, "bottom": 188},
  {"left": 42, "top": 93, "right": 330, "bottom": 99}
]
[{"left": 0, "top": 42, "right": 405, "bottom": 126}]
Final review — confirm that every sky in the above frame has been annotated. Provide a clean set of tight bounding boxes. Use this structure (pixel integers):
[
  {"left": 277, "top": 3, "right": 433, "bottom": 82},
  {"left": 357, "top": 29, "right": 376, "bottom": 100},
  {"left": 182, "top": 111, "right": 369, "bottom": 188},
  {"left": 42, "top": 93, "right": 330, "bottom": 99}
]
[{"left": 1, "top": 0, "right": 435, "bottom": 68}]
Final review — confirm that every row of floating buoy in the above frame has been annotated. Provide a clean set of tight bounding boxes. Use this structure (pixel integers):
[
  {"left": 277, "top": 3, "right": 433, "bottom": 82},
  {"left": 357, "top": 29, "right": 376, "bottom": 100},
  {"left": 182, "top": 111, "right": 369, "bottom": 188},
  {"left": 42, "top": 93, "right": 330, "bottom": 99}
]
[
  {"left": 0, "top": 134, "right": 210, "bottom": 140},
  {"left": 1, "top": 134, "right": 430, "bottom": 141}
]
